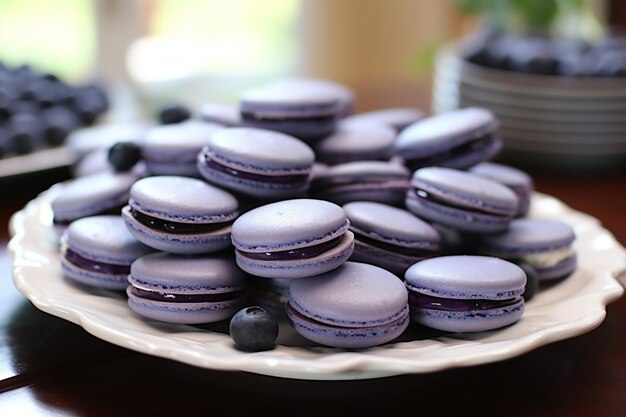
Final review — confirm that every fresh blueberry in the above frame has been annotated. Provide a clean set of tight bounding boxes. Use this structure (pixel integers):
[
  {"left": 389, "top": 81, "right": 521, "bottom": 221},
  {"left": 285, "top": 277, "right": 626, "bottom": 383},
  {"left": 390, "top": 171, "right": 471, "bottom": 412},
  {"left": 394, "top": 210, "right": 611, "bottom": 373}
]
[
  {"left": 107, "top": 141, "right": 141, "bottom": 172},
  {"left": 516, "top": 262, "right": 539, "bottom": 301},
  {"left": 157, "top": 102, "right": 192, "bottom": 125},
  {"left": 229, "top": 306, "right": 279, "bottom": 352}
]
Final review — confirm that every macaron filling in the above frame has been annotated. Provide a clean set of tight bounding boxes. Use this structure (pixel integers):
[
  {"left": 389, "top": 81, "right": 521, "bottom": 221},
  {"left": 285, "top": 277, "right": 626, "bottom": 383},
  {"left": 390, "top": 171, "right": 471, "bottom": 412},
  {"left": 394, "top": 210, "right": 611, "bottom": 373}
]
[
  {"left": 241, "top": 111, "right": 337, "bottom": 125},
  {"left": 128, "top": 286, "right": 245, "bottom": 303},
  {"left": 403, "top": 133, "right": 497, "bottom": 169},
  {"left": 411, "top": 187, "right": 513, "bottom": 217},
  {"left": 238, "top": 235, "right": 343, "bottom": 261},
  {"left": 351, "top": 229, "right": 439, "bottom": 257},
  {"left": 128, "top": 207, "right": 233, "bottom": 234},
  {"left": 64, "top": 249, "right": 131, "bottom": 275},
  {"left": 201, "top": 153, "right": 310, "bottom": 185},
  {"left": 286, "top": 301, "right": 408, "bottom": 329},
  {"left": 409, "top": 291, "right": 521, "bottom": 312}
]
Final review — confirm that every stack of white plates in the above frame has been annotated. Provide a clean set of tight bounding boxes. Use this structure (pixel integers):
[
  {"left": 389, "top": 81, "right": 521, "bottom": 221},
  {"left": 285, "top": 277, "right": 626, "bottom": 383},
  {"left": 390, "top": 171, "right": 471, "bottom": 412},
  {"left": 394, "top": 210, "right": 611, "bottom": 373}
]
[{"left": 432, "top": 45, "right": 626, "bottom": 170}]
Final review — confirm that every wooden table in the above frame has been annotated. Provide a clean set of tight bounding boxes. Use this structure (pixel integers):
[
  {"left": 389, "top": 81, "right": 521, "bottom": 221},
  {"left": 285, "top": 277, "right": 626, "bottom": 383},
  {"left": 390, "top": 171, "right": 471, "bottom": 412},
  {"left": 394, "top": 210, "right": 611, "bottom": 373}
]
[{"left": 0, "top": 163, "right": 625, "bottom": 417}]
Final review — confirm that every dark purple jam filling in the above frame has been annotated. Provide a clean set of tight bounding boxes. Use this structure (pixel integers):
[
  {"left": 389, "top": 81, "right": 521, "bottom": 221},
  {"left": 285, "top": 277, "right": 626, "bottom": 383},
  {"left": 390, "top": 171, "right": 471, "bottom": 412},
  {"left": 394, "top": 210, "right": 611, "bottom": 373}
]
[
  {"left": 202, "top": 155, "right": 309, "bottom": 185},
  {"left": 65, "top": 249, "right": 130, "bottom": 275},
  {"left": 352, "top": 230, "right": 439, "bottom": 257},
  {"left": 412, "top": 188, "right": 510, "bottom": 217},
  {"left": 405, "top": 134, "right": 496, "bottom": 170},
  {"left": 129, "top": 286, "right": 245, "bottom": 303},
  {"left": 409, "top": 292, "right": 519, "bottom": 312},
  {"left": 239, "top": 235, "right": 343, "bottom": 261},
  {"left": 130, "top": 208, "right": 232, "bottom": 234},
  {"left": 241, "top": 111, "right": 337, "bottom": 125}
]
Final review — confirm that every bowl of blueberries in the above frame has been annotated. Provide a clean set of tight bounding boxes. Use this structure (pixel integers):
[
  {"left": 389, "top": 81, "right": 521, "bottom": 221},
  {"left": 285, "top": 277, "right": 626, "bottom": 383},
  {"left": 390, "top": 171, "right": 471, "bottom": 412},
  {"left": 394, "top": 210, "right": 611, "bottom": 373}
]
[
  {"left": 0, "top": 61, "right": 109, "bottom": 178},
  {"left": 432, "top": 22, "right": 626, "bottom": 171}
]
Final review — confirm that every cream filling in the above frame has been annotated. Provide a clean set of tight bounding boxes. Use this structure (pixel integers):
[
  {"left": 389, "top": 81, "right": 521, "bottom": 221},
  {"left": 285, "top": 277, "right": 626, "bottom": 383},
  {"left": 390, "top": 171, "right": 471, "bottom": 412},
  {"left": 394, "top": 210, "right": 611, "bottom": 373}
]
[{"left": 487, "top": 246, "right": 574, "bottom": 268}]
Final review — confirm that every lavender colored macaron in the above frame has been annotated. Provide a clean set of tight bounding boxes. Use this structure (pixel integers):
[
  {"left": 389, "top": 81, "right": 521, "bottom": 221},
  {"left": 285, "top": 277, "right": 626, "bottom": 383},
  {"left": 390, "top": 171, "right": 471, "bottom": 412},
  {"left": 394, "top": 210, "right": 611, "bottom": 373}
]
[
  {"left": 343, "top": 201, "right": 442, "bottom": 276},
  {"left": 314, "top": 123, "right": 397, "bottom": 165},
  {"left": 342, "top": 107, "right": 424, "bottom": 132},
  {"left": 52, "top": 171, "right": 140, "bottom": 225},
  {"left": 127, "top": 252, "right": 247, "bottom": 324},
  {"left": 310, "top": 160, "right": 411, "bottom": 206},
  {"left": 406, "top": 167, "right": 519, "bottom": 233},
  {"left": 231, "top": 199, "right": 354, "bottom": 279},
  {"left": 61, "top": 215, "right": 154, "bottom": 290},
  {"left": 405, "top": 255, "right": 526, "bottom": 333},
  {"left": 286, "top": 261, "right": 409, "bottom": 348},
  {"left": 239, "top": 81, "right": 343, "bottom": 142},
  {"left": 394, "top": 107, "right": 502, "bottom": 170},
  {"left": 198, "top": 103, "right": 241, "bottom": 127},
  {"left": 479, "top": 218, "right": 577, "bottom": 281},
  {"left": 140, "top": 120, "right": 224, "bottom": 177},
  {"left": 469, "top": 162, "right": 534, "bottom": 217},
  {"left": 197, "top": 127, "right": 315, "bottom": 199},
  {"left": 122, "top": 175, "right": 239, "bottom": 254}
]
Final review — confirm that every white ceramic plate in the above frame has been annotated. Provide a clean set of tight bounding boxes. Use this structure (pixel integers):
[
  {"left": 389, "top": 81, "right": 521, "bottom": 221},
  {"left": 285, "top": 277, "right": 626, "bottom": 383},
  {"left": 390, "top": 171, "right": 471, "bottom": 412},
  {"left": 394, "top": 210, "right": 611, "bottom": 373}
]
[{"left": 8, "top": 185, "right": 626, "bottom": 380}]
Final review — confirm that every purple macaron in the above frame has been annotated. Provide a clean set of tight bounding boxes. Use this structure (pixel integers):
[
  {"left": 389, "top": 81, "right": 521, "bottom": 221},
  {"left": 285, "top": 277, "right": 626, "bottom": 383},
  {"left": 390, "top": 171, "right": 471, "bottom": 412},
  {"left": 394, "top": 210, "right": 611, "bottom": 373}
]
[
  {"left": 140, "top": 120, "right": 224, "bottom": 177},
  {"left": 286, "top": 261, "right": 409, "bottom": 348},
  {"left": 405, "top": 255, "right": 526, "bottom": 333},
  {"left": 239, "top": 82, "right": 343, "bottom": 142},
  {"left": 310, "top": 160, "right": 411, "bottom": 206},
  {"left": 198, "top": 103, "right": 242, "bottom": 127},
  {"left": 197, "top": 127, "right": 315, "bottom": 199},
  {"left": 343, "top": 201, "right": 442, "bottom": 276},
  {"left": 61, "top": 215, "right": 154, "bottom": 290},
  {"left": 469, "top": 162, "right": 534, "bottom": 217},
  {"left": 122, "top": 175, "right": 239, "bottom": 254},
  {"left": 479, "top": 218, "right": 577, "bottom": 281},
  {"left": 127, "top": 252, "right": 247, "bottom": 324},
  {"left": 405, "top": 167, "right": 519, "bottom": 233},
  {"left": 51, "top": 171, "right": 140, "bottom": 225},
  {"left": 342, "top": 107, "right": 424, "bottom": 132},
  {"left": 313, "top": 123, "right": 397, "bottom": 164},
  {"left": 394, "top": 107, "right": 502, "bottom": 170},
  {"left": 231, "top": 199, "right": 354, "bottom": 279}
]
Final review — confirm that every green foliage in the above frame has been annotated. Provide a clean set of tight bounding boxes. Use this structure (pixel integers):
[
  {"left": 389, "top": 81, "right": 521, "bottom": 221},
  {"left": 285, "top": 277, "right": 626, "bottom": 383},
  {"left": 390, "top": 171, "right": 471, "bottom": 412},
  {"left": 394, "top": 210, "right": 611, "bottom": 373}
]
[{"left": 456, "top": 0, "right": 587, "bottom": 32}]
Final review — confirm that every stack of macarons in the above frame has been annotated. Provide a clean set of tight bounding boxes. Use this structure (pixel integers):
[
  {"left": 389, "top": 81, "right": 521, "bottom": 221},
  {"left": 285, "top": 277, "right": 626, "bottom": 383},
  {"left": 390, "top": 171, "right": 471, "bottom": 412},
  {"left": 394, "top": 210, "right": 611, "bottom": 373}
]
[{"left": 53, "top": 75, "right": 579, "bottom": 350}]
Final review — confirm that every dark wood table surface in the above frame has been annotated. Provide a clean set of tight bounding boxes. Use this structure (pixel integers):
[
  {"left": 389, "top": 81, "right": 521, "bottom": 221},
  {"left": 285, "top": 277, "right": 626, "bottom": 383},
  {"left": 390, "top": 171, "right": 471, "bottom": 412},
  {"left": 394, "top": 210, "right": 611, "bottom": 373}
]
[{"left": 0, "top": 162, "right": 625, "bottom": 417}]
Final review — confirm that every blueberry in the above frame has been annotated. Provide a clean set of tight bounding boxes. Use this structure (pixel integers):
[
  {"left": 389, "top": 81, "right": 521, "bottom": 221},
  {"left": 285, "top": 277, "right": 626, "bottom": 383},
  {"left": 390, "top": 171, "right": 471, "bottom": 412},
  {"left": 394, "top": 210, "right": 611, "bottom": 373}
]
[
  {"left": 229, "top": 306, "right": 279, "bottom": 351},
  {"left": 157, "top": 102, "right": 191, "bottom": 125},
  {"left": 516, "top": 262, "right": 539, "bottom": 301},
  {"left": 108, "top": 141, "right": 141, "bottom": 172}
]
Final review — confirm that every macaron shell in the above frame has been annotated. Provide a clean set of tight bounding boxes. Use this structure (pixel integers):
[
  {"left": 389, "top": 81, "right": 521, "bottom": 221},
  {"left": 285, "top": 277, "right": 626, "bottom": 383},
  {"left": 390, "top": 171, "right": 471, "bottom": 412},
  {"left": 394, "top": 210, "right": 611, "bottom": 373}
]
[
  {"left": 127, "top": 288, "right": 245, "bottom": 324},
  {"left": 63, "top": 215, "right": 154, "bottom": 263},
  {"left": 343, "top": 201, "right": 441, "bottom": 247},
  {"left": 196, "top": 157, "right": 311, "bottom": 199},
  {"left": 350, "top": 237, "right": 436, "bottom": 276},
  {"left": 534, "top": 254, "right": 577, "bottom": 281},
  {"left": 404, "top": 255, "right": 526, "bottom": 299},
  {"left": 234, "top": 230, "right": 354, "bottom": 279},
  {"left": 288, "top": 262, "right": 409, "bottom": 327},
  {"left": 480, "top": 218, "right": 576, "bottom": 253},
  {"left": 231, "top": 199, "right": 348, "bottom": 252},
  {"left": 411, "top": 167, "right": 519, "bottom": 213},
  {"left": 51, "top": 171, "right": 138, "bottom": 221},
  {"left": 469, "top": 162, "right": 533, "bottom": 216},
  {"left": 411, "top": 298, "right": 524, "bottom": 333},
  {"left": 341, "top": 107, "right": 424, "bottom": 131},
  {"left": 129, "top": 176, "right": 239, "bottom": 222},
  {"left": 122, "top": 206, "right": 233, "bottom": 255},
  {"left": 405, "top": 190, "right": 515, "bottom": 233},
  {"left": 314, "top": 124, "right": 396, "bottom": 163},
  {"left": 129, "top": 252, "right": 246, "bottom": 294},
  {"left": 198, "top": 103, "right": 242, "bottom": 127},
  {"left": 240, "top": 83, "right": 342, "bottom": 114},
  {"left": 206, "top": 127, "right": 315, "bottom": 172},
  {"left": 61, "top": 258, "right": 130, "bottom": 290},
  {"left": 287, "top": 306, "right": 409, "bottom": 349},
  {"left": 395, "top": 107, "right": 497, "bottom": 158}
]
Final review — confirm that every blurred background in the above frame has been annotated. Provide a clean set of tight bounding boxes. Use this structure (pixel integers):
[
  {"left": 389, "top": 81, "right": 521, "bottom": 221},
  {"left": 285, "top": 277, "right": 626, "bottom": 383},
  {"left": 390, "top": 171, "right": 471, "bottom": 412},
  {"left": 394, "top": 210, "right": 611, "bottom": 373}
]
[{"left": 0, "top": 0, "right": 625, "bottom": 175}]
